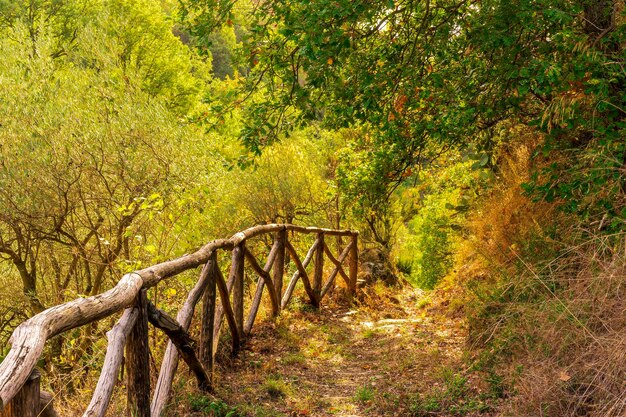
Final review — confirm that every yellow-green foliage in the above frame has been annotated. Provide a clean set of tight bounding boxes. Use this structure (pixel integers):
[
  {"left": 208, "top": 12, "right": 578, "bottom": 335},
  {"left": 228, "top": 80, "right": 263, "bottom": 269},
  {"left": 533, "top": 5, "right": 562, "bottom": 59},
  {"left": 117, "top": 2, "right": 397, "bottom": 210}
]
[
  {"left": 398, "top": 156, "right": 488, "bottom": 289},
  {"left": 0, "top": 3, "right": 349, "bottom": 403},
  {"left": 0, "top": 16, "right": 203, "bottom": 298},
  {"left": 0, "top": 0, "right": 217, "bottom": 398},
  {"left": 97, "top": 0, "right": 211, "bottom": 113}
]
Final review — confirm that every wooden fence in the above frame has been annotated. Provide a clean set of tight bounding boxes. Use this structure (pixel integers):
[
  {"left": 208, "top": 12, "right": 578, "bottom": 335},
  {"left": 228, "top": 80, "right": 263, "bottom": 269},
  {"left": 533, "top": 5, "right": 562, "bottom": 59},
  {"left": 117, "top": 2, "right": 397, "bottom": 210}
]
[{"left": 0, "top": 224, "right": 358, "bottom": 417}]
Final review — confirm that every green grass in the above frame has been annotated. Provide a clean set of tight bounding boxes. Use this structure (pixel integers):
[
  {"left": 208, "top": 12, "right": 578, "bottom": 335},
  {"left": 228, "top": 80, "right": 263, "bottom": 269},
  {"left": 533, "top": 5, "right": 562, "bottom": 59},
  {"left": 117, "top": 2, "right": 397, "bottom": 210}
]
[
  {"left": 263, "top": 375, "right": 292, "bottom": 399},
  {"left": 410, "top": 369, "right": 490, "bottom": 416},
  {"left": 354, "top": 385, "right": 375, "bottom": 403},
  {"left": 281, "top": 352, "right": 306, "bottom": 365},
  {"left": 188, "top": 395, "right": 241, "bottom": 416},
  {"left": 416, "top": 295, "right": 432, "bottom": 309},
  {"left": 361, "top": 328, "right": 376, "bottom": 339}
]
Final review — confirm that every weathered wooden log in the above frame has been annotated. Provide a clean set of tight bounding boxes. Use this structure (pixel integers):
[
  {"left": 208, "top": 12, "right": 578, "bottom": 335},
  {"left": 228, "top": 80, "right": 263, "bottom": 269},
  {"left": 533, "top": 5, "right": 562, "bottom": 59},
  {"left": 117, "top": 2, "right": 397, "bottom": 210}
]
[
  {"left": 200, "top": 252, "right": 217, "bottom": 376},
  {"left": 244, "top": 241, "right": 280, "bottom": 334},
  {"left": 0, "top": 368, "right": 40, "bottom": 417},
  {"left": 349, "top": 234, "right": 359, "bottom": 294},
  {"left": 284, "top": 224, "right": 355, "bottom": 236},
  {"left": 272, "top": 229, "right": 287, "bottom": 302},
  {"left": 243, "top": 248, "right": 280, "bottom": 316},
  {"left": 282, "top": 238, "right": 319, "bottom": 307},
  {"left": 151, "top": 258, "right": 216, "bottom": 417},
  {"left": 135, "top": 227, "right": 350, "bottom": 291},
  {"left": 126, "top": 289, "right": 150, "bottom": 417},
  {"left": 284, "top": 240, "right": 319, "bottom": 307},
  {"left": 136, "top": 224, "right": 356, "bottom": 292},
  {"left": 313, "top": 233, "right": 325, "bottom": 300},
  {"left": 84, "top": 308, "right": 139, "bottom": 417},
  {"left": 0, "top": 371, "right": 59, "bottom": 417},
  {"left": 320, "top": 244, "right": 353, "bottom": 299},
  {"left": 244, "top": 277, "right": 264, "bottom": 336},
  {"left": 215, "top": 263, "right": 241, "bottom": 355},
  {"left": 222, "top": 224, "right": 354, "bottom": 242},
  {"left": 0, "top": 273, "right": 143, "bottom": 408},
  {"left": 323, "top": 243, "right": 350, "bottom": 287},
  {"left": 230, "top": 244, "right": 245, "bottom": 342},
  {"left": 146, "top": 302, "right": 211, "bottom": 392},
  {"left": 211, "top": 264, "right": 236, "bottom": 354}
]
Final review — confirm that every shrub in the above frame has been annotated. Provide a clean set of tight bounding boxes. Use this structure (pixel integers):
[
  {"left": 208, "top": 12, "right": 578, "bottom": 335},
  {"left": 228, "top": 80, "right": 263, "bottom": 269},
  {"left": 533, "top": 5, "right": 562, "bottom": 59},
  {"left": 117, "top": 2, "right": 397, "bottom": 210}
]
[
  {"left": 400, "top": 158, "right": 487, "bottom": 289},
  {"left": 189, "top": 395, "right": 241, "bottom": 417}
]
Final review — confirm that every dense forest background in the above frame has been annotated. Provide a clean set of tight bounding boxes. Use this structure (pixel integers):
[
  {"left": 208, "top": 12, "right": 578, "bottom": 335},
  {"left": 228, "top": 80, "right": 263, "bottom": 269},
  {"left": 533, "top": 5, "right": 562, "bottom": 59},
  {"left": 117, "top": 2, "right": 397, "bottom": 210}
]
[{"left": 0, "top": 0, "right": 624, "bottom": 415}]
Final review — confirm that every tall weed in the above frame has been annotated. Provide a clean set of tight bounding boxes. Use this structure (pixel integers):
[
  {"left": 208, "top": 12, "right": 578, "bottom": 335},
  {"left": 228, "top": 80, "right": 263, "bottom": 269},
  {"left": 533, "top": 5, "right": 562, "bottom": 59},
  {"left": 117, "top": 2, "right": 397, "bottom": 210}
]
[{"left": 459, "top": 136, "right": 626, "bottom": 416}]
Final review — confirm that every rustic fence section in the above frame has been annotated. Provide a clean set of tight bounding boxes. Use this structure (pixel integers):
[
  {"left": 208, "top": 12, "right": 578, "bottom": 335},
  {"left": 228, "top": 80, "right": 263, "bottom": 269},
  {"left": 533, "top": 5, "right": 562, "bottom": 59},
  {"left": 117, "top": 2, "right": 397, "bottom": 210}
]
[{"left": 0, "top": 224, "right": 358, "bottom": 417}]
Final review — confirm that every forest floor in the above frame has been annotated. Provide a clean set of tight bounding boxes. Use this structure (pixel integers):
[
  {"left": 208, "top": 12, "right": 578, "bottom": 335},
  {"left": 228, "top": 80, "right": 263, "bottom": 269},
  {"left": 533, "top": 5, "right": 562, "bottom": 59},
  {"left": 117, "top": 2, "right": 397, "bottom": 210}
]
[{"left": 178, "top": 283, "right": 494, "bottom": 417}]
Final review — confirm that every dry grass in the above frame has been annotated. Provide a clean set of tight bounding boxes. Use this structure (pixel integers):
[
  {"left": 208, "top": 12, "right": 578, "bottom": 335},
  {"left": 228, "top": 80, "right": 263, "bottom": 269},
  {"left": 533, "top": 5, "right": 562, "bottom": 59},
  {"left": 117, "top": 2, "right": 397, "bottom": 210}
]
[
  {"left": 493, "top": 233, "right": 626, "bottom": 417},
  {"left": 461, "top": 131, "right": 562, "bottom": 279},
  {"left": 453, "top": 129, "right": 626, "bottom": 416}
]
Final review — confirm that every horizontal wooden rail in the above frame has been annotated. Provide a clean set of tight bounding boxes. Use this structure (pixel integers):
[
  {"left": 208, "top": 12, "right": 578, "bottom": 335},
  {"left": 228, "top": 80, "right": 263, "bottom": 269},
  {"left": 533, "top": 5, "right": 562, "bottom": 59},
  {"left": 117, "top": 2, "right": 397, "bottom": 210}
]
[{"left": 0, "top": 224, "right": 358, "bottom": 416}]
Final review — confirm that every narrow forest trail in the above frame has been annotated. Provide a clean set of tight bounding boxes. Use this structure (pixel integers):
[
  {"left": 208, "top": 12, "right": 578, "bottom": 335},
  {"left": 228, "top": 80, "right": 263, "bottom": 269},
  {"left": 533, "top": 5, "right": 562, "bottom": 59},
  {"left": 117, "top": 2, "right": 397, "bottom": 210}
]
[{"left": 181, "top": 285, "right": 471, "bottom": 417}]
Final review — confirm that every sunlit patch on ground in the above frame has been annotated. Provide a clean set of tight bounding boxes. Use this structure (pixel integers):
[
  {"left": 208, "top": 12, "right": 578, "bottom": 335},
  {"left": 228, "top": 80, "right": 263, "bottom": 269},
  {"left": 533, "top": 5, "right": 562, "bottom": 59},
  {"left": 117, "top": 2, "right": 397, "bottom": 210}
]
[{"left": 184, "top": 283, "right": 470, "bottom": 416}]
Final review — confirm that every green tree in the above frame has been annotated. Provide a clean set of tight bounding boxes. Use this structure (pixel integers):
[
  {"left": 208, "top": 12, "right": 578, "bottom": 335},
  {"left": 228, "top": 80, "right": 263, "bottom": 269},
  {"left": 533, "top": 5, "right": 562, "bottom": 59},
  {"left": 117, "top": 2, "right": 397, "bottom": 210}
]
[
  {"left": 185, "top": 0, "right": 625, "bottom": 237},
  {"left": 0, "top": 0, "right": 210, "bottom": 313},
  {"left": 208, "top": 24, "right": 238, "bottom": 79},
  {"left": 101, "top": 0, "right": 211, "bottom": 113}
]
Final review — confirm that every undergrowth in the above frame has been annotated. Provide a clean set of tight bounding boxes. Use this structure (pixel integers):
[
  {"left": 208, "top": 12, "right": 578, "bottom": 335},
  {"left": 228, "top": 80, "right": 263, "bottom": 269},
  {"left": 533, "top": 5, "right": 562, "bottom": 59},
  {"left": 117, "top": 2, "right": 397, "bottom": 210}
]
[
  {"left": 410, "top": 368, "right": 491, "bottom": 416},
  {"left": 468, "top": 231, "right": 626, "bottom": 416},
  {"left": 452, "top": 136, "right": 626, "bottom": 416},
  {"left": 189, "top": 394, "right": 241, "bottom": 416}
]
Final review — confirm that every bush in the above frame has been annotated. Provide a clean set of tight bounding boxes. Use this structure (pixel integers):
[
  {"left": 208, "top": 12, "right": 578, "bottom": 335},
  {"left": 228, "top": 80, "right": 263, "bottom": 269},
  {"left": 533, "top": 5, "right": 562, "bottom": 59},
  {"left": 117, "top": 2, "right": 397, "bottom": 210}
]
[
  {"left": 400, "top": 158, "right": 487, "bottom": 289},
  {"left": 189, "top": 395, "right": 241, "bottom": 417}
]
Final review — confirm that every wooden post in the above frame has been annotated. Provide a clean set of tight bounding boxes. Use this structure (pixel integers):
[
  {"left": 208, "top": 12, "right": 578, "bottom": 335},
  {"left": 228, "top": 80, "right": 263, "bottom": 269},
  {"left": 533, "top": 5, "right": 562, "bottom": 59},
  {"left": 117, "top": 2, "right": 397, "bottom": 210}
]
[
  {"left": 39, "top": 390, "right": 59, "bottom": 417},
  {"left": 200, "top": 252, "right": 217, "bottom": 381},
  {"left": 313, "top": 232, "right": 325, "bottom": 300},
  {"left": 0, "top": 368, "right": 40, "bottom": 417},
  {"left": 214, "top": 264, "right": 241, "bottom": 355},
  {"left": 323, "top": 244, "right": 351, "bottom": 287},
  {"left": 85, "top": 308, "right": 139, "bottom": 417},
  {"left": 230, "top": 243, "right": 245, "bottom": 344},
  {"left": 151, "top": 257, "right": 217, "bottom": 417},
  {"left": 273, "top": 229, "right": 287, "bottom": 304},
  {"left": 349, "top": 233, "right": 359, "bottom": 295},
  {"left": 244, "top": 240, "right": 280, "bottom": 334},
  {"left": 146, "top": 302, "right": 211, "bottom": 392},
  {"left": 284, "top": 240, "right": 318, "bottom": 307},
  {"left": 126, "top": 289, "right": 150, "bottom": 417},
  {"left": 243, "top": 248, "right": 280, "bottom": 316},
  {"left": 320, "top": 243, "right": 353, "bottom": 299}
]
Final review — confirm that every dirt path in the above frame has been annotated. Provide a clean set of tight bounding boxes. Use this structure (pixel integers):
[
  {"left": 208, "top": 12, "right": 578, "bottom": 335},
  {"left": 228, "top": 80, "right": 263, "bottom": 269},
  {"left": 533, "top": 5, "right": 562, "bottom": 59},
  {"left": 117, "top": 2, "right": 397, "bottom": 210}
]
[{"left": 198, "top": 285, "right": 469, "bottom": 417}]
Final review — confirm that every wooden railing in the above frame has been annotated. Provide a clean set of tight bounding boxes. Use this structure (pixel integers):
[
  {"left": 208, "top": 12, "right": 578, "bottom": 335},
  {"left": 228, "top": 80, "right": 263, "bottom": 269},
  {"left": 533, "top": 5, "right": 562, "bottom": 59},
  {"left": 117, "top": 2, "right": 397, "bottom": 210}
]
[{"left": 0, "top": 224, "right": 358, "bottom": 417}]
